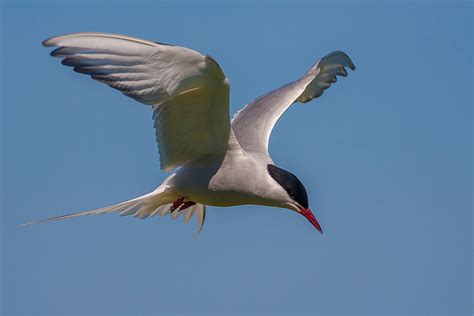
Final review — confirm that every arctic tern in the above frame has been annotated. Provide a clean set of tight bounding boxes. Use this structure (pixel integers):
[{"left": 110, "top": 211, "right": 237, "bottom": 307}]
[{"left": 23, "top": 33, "right": 355, "bottom": 234}]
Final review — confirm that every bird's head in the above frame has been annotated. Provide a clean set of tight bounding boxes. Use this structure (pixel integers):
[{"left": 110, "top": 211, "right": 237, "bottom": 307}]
[{"left": 267, "top": 164, "right": 323, "bottom": 234}]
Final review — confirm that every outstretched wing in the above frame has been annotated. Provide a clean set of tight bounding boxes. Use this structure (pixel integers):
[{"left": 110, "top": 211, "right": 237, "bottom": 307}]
[
  {"left": 44, "top": 33, "right": 231, "bottom": 170},
  {"left": 231, "top": 51, "right": 355, "bottom": 156}
]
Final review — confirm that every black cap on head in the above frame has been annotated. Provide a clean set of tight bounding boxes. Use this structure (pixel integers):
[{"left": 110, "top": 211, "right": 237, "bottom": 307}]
[{"left": 267, "top": 164, "right": 308, "bottom": 209}]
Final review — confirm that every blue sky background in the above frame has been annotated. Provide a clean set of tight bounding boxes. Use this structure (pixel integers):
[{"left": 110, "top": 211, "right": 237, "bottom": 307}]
[{"left": 1, "top": 1, "right": 472, "bottom": 315}]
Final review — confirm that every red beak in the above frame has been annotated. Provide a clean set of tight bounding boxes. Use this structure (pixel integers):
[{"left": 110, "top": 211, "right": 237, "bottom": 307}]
[{"left": 300, "top": 208, "right": 323, "bottom": 234}]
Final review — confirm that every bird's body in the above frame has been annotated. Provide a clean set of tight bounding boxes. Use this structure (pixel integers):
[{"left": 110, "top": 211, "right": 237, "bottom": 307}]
[
  {"left": 170, "top": 148, "right": 283, "bottom": 208},
  {"left": 23, "top": 32, "right": 355, "bottom": 234}
]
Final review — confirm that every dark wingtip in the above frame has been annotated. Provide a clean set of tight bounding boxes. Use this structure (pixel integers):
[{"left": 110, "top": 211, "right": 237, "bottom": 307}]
[
  {"left": 42, "top": 37, "right": 55, "bottom": 47},
  {"left": 339, "top": 51, "right": 356, "bottom": 71},
  {"left": 61, "top": 58, "right": 74, "bottom": 66},
  {"left": 349, "top": 60, "right": 356, "bottom": 71},
  {"left": 50, "top": 47, "right": 64, "bottom": 57},
  {"left": 343, "top": 52, "right": 356, "bottom": 71},
  {"left": 325, "top": 50, "right": 356, "bottom": 71},
  {"left": 154, "top": 41, "right": 174, "bottom": 47}
]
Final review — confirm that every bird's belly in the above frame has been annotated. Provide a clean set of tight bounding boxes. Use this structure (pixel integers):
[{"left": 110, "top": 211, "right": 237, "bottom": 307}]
[
  {"left": 173, "top": 178, "right": 263, "bottom": 207},
  {"left": 170, "top": 160, "right": 274, "bottom": 207},
  {"left": 190, "top": 189, "right": 262, "bottom": 207}
]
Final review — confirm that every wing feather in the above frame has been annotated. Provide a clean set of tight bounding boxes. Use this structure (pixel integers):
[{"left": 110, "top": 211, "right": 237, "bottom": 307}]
[
  {"left": 45, "top": 32, "right": 232, "bottom": 170},
  {"left": 231, "top": 51, "right": 355, "bottom": 156}
]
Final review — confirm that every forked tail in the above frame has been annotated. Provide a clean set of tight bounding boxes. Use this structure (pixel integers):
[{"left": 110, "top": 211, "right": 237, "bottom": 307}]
[{"left": 20, "top": 186, "right": 207, "bottom": 235}]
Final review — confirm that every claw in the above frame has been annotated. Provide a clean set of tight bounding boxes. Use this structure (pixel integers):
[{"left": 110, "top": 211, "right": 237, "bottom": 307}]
[
  {"left": 179, "top": 201, "right": 196, "bottom": 211},
  {"left": 170, "top": 197, "right": 185, "bottom": 212},
  {"left": 169, "top": 197, "right": 196, "bottom": 214}
]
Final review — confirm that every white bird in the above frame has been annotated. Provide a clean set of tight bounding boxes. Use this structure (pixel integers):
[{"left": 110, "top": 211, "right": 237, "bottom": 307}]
[{"left": 23, "top": 32, "right": 355, "bottom": 234}]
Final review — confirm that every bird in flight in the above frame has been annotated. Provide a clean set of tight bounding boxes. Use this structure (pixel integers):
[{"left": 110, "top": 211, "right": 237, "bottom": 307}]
[{"left": 23, "top": 33, "right": 355, "bottom": 234}]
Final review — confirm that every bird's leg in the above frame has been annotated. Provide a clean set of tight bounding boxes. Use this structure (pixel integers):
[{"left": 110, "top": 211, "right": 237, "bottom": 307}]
[
  {"left": 169, "top": 197, "right": 196, "bottom": 214},
  {"left": 169, "top": 197, "right": 185, "bottom": 212},
  {"left": 178, "top": 201, "right": 196, "bottom": 211}
]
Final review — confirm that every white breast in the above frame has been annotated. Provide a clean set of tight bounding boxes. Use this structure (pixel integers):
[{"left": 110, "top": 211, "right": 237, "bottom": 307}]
[{"left": 169, "top": 148, "right": 288, "bottom": 208}]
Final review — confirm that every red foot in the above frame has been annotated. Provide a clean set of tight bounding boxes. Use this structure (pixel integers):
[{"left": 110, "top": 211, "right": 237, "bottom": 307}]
[
  {"left": 169, "top": 197, "right": 196, "bottom": 213},
  {"left": 179, "top": 201, "right": 196, "bottom": 211},
  {"left": 170, "top": 197, "right": 185, "bottom": 212}
]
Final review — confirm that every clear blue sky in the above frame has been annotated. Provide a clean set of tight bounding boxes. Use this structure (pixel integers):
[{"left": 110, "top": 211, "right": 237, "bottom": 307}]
[{"left": 1, "top": 1, "right": 472, "bottom": 315}]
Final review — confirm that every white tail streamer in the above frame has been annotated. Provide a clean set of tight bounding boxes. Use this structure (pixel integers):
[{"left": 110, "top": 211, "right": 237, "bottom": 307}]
[{"left": 20, "top": 187, "right": 207, "bottom": 234}]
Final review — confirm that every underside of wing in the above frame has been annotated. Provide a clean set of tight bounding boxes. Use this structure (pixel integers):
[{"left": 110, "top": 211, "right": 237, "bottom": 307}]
[
  {"left": 44, "top": 32, "right": 232, "bottom": 170},
  {"left": 231, "top": 51, "right": 355, "bottom": 156},
  {"left": 152, "top": 79, "right": 231, "bottom": 170}
]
